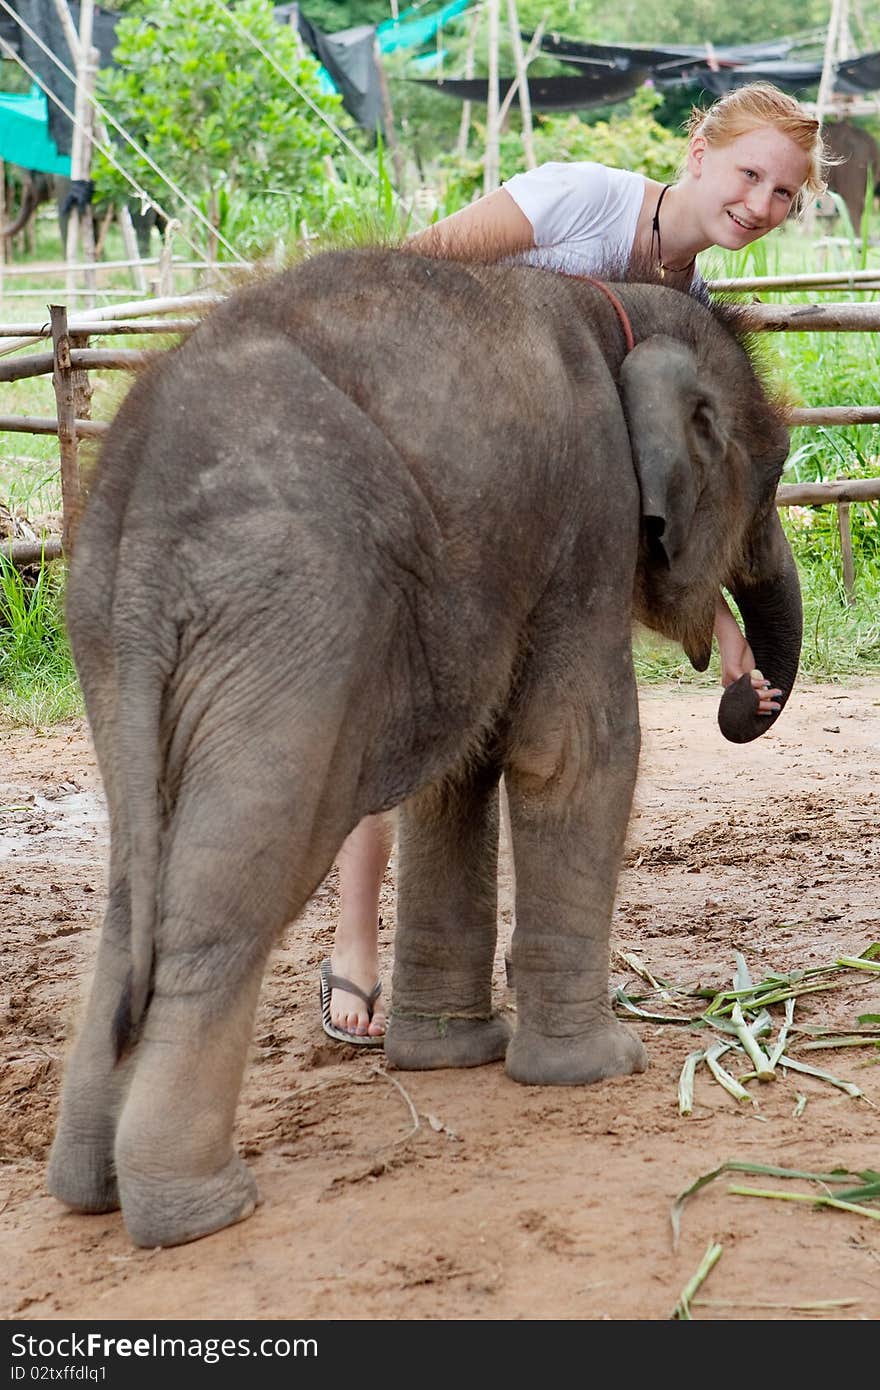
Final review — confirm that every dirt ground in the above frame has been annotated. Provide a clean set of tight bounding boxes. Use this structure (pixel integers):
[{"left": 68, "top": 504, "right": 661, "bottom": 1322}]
[{"left": 2, "top": 681, "right": 879, "bottom": 1323}]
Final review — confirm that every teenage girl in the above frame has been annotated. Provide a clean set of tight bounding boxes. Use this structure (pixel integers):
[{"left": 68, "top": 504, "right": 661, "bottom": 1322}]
[{"left": 323, "top": 81, "right": 828, "bottom": 1043}]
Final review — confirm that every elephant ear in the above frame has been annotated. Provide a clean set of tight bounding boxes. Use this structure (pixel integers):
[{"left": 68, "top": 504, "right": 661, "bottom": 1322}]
[{"left": 619, "top": 335, "right": 727, "bottom": 570}]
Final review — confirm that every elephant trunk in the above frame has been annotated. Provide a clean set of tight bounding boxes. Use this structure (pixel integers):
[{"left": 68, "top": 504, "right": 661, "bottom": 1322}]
[
  {"left": 718, "top": 539, "right": 802, "bottom": 744},
  {"left": 1, "top": 182, "right": 38, "bottom": 239}
]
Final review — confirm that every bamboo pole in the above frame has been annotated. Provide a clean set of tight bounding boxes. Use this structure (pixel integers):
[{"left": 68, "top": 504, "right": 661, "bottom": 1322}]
[
  {"left": 0, "top": 257, "right": 164, "bottom": 276},
  {"left": 0, "top": 538, "right": 64, "bottom": 564},
  {"left": 374, "top": 41, "right": 406, "bottom": 193},
  {"left": 0, "top": 319, "right": 197, "bottom": 336},
  {"left": 455, "top": 8, "right": 479, "bottom": 159},
  {"left": 505, "top": 0, "right": 535, "bottom": 169},
  {"left": 51, "top": 0, "right": 80, "bottom": 62},
  {"left": 0, "top": 347, "right": 155, "bottom": 382},
  {"left": 838, "top": 501, "right": 856, "bottom": 602},
  {"left": 157, "top": 220, "right": 179, "bottom": 298},
  {"left": 0, "top": 293, "right": 221, "bottom": 355},
  {"left": 708, "top": 268, "right": 880, "bottom": 291},
  {"left": 816, "top": 0, "right": 845, "bottom": 128},
  {"left": 498, "top": 24, "right": 546, "bottom": 128},
  {"left": 80, "top": 44, "right": 99, "bottom": 308},
  {"left": 737, "top": 302, "right": 880, "bottom": 331},
  {"left": 789, "top": 406, "right": 880, "bottom": 426},
  {"left": 64, "top": 0, "right": 95, "bottom": 304},
  {"left": 776, "top": 478, "right": 880, "bottom": 505},
  {"left": 483, "top": 0, "right": 500, "bottom": 194},
  {"left": 71, "top": 331, "right": 93, "bottom": 437},
  {"left": 118, "top": 205, "right": 148, "bottom": 294},
  {"left": 50, "top": 305, "right": 81, "bottom": 553},
  {"left": 739, "top": 283, "right": 880, "bottom": 295},
  {"left": 0, "top": 414, "right": 107, "bottom": 437}
]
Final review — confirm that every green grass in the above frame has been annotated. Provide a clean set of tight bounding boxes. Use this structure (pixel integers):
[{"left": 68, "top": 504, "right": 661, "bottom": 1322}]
[{"left": 0, "top": 553, "right": 80, "bottom": 725}]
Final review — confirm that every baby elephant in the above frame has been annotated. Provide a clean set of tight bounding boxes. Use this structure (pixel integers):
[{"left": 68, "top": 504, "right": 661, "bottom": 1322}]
[{"left": 48, "top": 248, "right": 801, "bottom": 1246}]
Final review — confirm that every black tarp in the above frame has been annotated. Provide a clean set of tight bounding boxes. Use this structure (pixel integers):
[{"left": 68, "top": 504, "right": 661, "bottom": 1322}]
[
  {"left": 837, "top": 50, "right": 880, "bottom": 93},
  {"left": 0, "top": 1, "right": 118, "bottom": 156},
  {"left": 421, "top": 69, "right": 652, "bottom": 110},
  {"left": 419, "top": 30, "right": 880, "bottom": 109},
  {"left": 530, "top": 34, "right": 803, "bottom": 70},
  {"left": 276, "top": 3, "right": 383, "bottom": 131},
  {"left": 695, "top": 51, "right": 880, "bottom": 96},
  {"left": 419, "top": 45, "right": 880, "bottom": 109}
]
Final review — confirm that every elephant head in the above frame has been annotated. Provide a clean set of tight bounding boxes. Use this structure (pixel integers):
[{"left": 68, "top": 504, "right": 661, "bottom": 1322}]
[{"left": 620, "top": 328, "right": 801, "bottom": 745}]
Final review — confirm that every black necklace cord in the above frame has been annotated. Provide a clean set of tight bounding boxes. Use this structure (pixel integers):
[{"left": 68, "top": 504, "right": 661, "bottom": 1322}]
[{"left": 651, "top": 183, "right": 697, "bottom": 279}]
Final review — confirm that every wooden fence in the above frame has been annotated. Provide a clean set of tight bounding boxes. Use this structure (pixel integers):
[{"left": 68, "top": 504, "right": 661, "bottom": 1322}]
[{"left": 1, "top": 282, "right": 879, "bottom": 602}]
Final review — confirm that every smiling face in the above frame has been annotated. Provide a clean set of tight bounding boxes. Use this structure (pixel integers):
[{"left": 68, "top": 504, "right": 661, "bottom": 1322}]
[{"left": 687, "top": 125, "right": 812, "bottom": 248}]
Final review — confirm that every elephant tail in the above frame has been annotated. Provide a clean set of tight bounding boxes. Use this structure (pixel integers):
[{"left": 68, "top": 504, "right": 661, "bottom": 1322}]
[{"left": 112, "top": 653, "right": 167, "bottom": 1062}]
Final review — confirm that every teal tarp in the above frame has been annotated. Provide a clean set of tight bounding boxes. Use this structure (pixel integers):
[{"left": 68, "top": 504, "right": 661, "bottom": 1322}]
[
  {"left": 0, "top": 85, "right": 71, "bottom": 175},
  {"left": 377, "top": 0, "right": 470, "bottom": 53}
]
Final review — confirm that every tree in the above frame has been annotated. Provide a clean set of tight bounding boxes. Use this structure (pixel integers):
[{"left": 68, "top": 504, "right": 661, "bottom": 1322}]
[{"left": 94, "top": 0, "right": 352, "bottom": 258}]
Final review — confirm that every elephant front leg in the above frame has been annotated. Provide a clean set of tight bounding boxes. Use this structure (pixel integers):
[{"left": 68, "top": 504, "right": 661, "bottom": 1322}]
[
  {"left": 385, "top": 763, "right": 512, "bottom": 1070},
  {"left": 504, "top": 681, "right": 648, "bottom": 1086}
]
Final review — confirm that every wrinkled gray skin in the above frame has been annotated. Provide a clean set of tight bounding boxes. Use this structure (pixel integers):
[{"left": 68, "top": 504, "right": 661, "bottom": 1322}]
[{"left": 47, "top": 249, "right": 802, "bottom": 1247}]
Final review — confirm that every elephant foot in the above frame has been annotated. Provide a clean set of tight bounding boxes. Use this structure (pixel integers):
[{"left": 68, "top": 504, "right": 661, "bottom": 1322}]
[
  {"left": 386, "top": 1012, "right": 512, "bottom": 1070},
  {"left": 117, "top": 1153, "right": 258, "bottom": 1248},
  {"left": 46, "top": 1129, "right": 120, "bottom": 1214},
  {"left": 505, "top": 1019, "right": 648, "bottom": 1086}
]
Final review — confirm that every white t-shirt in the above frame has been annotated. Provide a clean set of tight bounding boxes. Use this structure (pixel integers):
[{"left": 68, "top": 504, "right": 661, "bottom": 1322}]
[
  {"left": 504, "top": 162, "right": 642, "bottom": 275},
  {"left": 503, "top": 161, "right": 708, "bottom": 298}
]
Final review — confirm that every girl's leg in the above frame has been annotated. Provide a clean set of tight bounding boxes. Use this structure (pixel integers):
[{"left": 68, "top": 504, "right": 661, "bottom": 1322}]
[
  {"left": 331, "top": 812, "right": 395, "bottom": 1036},
  {"left": 714, "top": 592, "right": 781, "bottom": 715}
]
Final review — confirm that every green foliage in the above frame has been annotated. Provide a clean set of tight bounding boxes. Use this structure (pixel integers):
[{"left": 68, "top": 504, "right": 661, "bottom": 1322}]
[
  {"left": 515, "top": 0, "right": 848, "bottom": 49},
  {"left": 533, "top": 85, "right": 685, "bottom": 179},
  {"left": 439, "top": 83, "right": 686, "bottom": 209},
  {"left": 94, "top": 0, "right": 352, "bottom": 260},
  {"left": 306, "top": 138, "right": 414, "bottom": 245},
  {"left": 0, "top": 556, "right": 79, "bottom": 725},
  {"left": 296, "top": 0, "right": 392, "bottom": 30}
]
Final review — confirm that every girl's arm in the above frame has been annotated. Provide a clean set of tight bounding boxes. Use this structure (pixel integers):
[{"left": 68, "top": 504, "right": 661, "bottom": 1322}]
[
  {"left": 407, "top": 188, "right": 536, "bottom": 261},
  {"left": 714, "top": 593, "right": 781, "bottom": 716}
]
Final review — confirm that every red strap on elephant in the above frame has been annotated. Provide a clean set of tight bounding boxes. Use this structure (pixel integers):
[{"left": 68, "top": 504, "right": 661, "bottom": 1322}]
[{"left": 578, "top": 277, "right": 636, "bottom": 354}]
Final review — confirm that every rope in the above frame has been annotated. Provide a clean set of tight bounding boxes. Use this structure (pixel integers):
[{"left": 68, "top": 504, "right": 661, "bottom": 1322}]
[{"left": 579, "top": 277, "right": 636, "bottom": 353}]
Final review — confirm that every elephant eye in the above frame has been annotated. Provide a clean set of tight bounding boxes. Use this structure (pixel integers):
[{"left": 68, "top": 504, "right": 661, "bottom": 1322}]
[{"left": 692, "top": 400, "right": 718, "bottom": 448}]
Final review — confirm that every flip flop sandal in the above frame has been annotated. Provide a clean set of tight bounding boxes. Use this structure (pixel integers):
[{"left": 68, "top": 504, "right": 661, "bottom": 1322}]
[{"left": 319, "top": 958, "right": 384, "bottom": 1047}]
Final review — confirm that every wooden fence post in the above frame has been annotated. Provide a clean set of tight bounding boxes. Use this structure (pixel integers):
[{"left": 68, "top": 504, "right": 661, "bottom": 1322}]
[
  {"left": 506, "top": 0, "right": 536, "bottom": 169},
  {"left": 837, "top": 502, "right": 856, "bottom": 603},
  {"left": 50, "top": 304, "right": 83, "bottom": 554},
  {"left": 483, "top": 0, "right": 500, "bottom": 193},
  {"left": 455, "top": 9, "right": 478, "bottom": 158},
  {"left": 374, "top": 41, "right": 406, "bottom": 194}
]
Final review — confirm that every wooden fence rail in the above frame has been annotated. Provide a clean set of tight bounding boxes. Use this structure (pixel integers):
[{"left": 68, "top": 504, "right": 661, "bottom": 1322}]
[
  {"left": 1, "top": 290, "right": 878, "bottom": 601},
  {"left": 707, "top": 268, "right": 880, "bottom": 293},
  {"left": 737, "top": 302, "right": 880, "bottom": 331}
]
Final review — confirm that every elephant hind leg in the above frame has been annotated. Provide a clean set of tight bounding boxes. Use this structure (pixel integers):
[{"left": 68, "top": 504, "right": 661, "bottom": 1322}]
[
  {"left": 113, "top": 756, "right": 343, "bottom": 1248},
  {"left": 46, "top": 876, "right": 135, "bottom": 1215}
]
